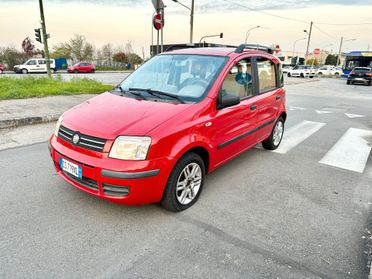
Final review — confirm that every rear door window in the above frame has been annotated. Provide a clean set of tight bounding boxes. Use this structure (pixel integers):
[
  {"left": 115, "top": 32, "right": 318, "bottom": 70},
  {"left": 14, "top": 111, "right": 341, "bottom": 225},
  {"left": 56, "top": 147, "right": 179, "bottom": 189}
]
[{"left": 256, "top": 58, "right": 277, "bottom": 93}]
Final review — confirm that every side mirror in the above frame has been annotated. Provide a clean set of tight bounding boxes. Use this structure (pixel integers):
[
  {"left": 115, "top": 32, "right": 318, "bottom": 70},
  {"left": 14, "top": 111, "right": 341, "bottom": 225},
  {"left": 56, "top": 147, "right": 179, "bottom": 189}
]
[{"left": 217, "top": 92, "right": 240, "bottom": 109}]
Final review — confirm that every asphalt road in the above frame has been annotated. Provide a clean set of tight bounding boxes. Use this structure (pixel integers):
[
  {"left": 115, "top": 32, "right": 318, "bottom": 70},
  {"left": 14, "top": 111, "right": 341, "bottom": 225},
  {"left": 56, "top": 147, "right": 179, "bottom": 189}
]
[{"left": 0, "top": 78, "right": 371, "bottom": 278}]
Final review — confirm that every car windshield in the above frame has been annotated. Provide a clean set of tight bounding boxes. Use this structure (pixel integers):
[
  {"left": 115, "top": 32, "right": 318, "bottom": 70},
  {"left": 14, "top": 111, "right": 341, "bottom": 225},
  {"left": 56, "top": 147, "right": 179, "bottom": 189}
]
[{"left": 119, "top": 54, "right": 227, "bottom": 103}]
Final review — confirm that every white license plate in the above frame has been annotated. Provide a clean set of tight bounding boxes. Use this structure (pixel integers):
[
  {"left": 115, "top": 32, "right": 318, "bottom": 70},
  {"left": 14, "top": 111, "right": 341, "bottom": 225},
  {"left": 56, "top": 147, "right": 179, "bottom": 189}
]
[
  {"left": 60, "top": 158, "right": 82, "bottom": 178},
  {"left": 355, "top": 78, "right": 364, "bottom": 81}
]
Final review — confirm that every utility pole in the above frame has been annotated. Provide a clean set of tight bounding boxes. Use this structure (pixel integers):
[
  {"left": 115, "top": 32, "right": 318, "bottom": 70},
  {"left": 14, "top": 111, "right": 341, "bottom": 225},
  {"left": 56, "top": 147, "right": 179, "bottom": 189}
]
[
  {"left": 336, "top": 36, "right": 343, "bottom": 67},
  {"left": 190, "top": 0, "right": 194, "bottom": 43},
  {"left": 304, "top": 21, "right": 313, "bottom": 64},
  {"left": 38, "top": 0, "right": 51, "bottom": 77}
]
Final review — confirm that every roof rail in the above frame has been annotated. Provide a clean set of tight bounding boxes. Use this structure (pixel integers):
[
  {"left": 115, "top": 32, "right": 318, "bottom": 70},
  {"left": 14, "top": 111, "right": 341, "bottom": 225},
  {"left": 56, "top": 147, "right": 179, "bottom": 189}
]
[{"left": 234, "top": 44, "right": 274, "bottom": 54}]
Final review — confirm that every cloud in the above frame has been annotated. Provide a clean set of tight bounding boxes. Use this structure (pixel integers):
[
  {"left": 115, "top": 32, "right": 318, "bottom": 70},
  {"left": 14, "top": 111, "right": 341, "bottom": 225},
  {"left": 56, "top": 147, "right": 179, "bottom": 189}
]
[{"left": 3, "top": 0, "right": 372, "bottom": 12}]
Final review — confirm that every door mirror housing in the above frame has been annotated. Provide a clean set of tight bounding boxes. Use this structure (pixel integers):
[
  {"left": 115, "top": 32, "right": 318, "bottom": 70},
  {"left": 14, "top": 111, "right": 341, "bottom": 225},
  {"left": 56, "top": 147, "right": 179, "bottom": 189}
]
[{"left": 217, "top": 91, "right": 240, "bottom": 109}]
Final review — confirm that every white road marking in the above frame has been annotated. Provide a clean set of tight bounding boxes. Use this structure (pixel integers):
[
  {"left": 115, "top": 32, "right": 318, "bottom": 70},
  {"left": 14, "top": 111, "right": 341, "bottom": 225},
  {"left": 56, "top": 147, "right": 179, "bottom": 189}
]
[
  {"left": 273, "top": 120, "right": 326, "bottom": 154},
  {"left": 345, "top": 113, "right": 365, "bottom": 118},
  {"left": 319, "top": 128, "right": 372, "bottom": 173},
  {"left": 315, "top": 110, "right": 333, "bottom": 114},
  {"left": 289, "top": 106, "right": 306, "bottom": 111}
]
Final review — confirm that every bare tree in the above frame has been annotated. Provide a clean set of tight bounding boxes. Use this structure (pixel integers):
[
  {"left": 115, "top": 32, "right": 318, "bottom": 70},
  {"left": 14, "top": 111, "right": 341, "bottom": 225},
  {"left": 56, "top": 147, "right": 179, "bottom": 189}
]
[{"left": 101, "top": 43, "right": 114, "bottom": 65}]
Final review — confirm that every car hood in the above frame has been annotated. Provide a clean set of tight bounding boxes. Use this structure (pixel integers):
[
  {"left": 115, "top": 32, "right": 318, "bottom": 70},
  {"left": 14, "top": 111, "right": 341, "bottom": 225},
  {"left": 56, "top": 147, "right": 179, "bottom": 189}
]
[{"left": 62, "top": 92, "right": 191, "bottom": 139}]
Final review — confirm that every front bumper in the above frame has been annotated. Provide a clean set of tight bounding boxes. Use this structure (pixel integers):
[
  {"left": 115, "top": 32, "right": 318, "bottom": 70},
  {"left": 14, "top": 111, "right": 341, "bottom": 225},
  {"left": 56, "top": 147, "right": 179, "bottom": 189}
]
[{"left": 49, "top": 135, "right": 174, "bottom": 205}]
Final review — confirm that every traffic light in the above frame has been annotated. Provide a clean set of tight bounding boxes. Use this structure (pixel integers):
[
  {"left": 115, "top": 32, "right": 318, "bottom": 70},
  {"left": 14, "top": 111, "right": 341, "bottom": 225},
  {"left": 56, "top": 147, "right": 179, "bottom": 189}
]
[{"left": 34, "top": 28, "right": 42, "bottom": 43}]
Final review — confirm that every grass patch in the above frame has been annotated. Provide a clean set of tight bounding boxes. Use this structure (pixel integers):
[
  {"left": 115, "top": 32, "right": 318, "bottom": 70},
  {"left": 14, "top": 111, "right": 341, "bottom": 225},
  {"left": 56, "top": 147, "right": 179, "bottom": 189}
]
[{"left": 0, "top": 76, "right": 113, "bottom": 100}]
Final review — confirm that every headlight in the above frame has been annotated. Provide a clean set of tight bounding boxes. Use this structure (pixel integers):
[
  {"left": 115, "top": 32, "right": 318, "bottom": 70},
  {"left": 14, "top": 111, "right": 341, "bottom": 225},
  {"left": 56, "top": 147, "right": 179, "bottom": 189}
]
[
  {"left": 54, "top": 115, "right": 63, "bottom": 137},
  {"left": 109, "top": 136, "right": 151, "bottom": 160}
]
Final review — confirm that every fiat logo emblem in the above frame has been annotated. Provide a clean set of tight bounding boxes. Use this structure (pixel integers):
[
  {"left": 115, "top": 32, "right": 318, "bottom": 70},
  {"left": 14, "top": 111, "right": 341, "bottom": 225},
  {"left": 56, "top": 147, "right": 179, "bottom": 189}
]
[{"left": 72, "top": 133, "right": 80, "bottom": 145}]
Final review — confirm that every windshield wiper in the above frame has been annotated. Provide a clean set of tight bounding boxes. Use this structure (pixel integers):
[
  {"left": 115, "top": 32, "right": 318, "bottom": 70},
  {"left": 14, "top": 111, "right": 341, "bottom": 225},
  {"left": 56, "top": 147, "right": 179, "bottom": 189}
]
[
  {"left": 115, "top": 86, "right": 146, "bottom": 99},
  {"left": 129, "top": 88, "right": 185, "bottom": 104}
]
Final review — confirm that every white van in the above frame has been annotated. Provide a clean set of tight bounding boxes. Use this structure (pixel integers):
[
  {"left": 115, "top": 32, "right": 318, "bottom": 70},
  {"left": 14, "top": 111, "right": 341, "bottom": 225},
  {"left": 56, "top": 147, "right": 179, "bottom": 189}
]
[{"left": 13, "top": 58, "right": 56, "bottom": 74}]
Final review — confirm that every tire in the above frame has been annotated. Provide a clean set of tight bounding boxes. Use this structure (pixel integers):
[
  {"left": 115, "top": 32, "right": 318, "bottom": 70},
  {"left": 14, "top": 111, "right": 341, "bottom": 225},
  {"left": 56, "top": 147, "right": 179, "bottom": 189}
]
[
  {"left": 335, "top": 72, "right": 339, "bottom": 76},
  {"left": 346, "top": 80, "right": 350, "bottom": 85},
  {"left": 91, "top": 69, "right": 95, "bottom": 73},
  {"left": 368, "top": 81, "right": 372, "bottom": 86},
  {"left": 21, "top": 68, "right": 28, "bottom": 74},
  {"left": 318, "top": 72, "right": 323, "bottom": 76},
  {"left": 74, "top": 69, "right": 78, "bottom": 73},
  {"left": 287, "top": 73, "right": 291, "bottom": 77},
  {"left": 0, "top": 69, "right": 3, "bottom": 74},
  {"left": 161, "top": 153, "right": 205, "bottom": 212},
  {"left": 300, "top": 73, "right": 304, "bottom": 78},
  {"left": 52, "top": 68, "right": 57, "bottom": 73},
  {"left": 262, "top": 117, "right": 285, "bottom": 150}
]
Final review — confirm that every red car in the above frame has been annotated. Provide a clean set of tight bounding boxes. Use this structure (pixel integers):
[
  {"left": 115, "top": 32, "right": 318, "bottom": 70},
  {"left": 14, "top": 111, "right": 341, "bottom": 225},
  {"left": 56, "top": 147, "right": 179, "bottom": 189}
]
[
  {"left": 0, "top": 64, "right": 4, "bottom": 74},
  {"left": 49, "top": 44, "right": 286, "bottom": 211},
  {"left": 67, "top": 62, "right": 95, "bottom": 73}
]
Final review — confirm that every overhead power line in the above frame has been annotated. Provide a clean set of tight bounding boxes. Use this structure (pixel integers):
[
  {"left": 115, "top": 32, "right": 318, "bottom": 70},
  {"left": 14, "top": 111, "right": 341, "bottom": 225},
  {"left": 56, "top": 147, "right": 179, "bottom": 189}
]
[{"left": 220, "top": 0, "right": 372, "bottom": 26}]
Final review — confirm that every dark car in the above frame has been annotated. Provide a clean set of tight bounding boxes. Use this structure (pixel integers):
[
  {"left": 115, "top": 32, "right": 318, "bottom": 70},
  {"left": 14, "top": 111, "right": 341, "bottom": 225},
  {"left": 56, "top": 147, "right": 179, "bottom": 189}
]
[
  {"left": 67, "top": 62, "right": 95, "bottom": 73},
  {"left": 347, "top": 67, "right": 372, "bottom": 86},
  {"left": 0, "top": 63, "right": 4, "bottom": 74}
]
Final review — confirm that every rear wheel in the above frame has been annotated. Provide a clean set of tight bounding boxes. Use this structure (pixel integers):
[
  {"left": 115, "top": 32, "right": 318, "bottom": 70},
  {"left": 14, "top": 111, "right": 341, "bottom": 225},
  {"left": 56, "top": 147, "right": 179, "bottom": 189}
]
[
  {"left": 262, "top": 117, "right": 284, "bottom": 150},
  {"left": 21, "top": 68, "right": 28, "bottom": 74},
  {"left": 300, "top": 73, "right": 304, "bottom": 78},
  {"left": 0, "top": 69, "right": 3, "bottom": 74},
  {"left": 346, "top": 80, "right": 351, "bottom": 85},
  {"left": 91, "top": 69, "right": 95, "bottom": 73},
  {"left": 161, "top": 153, "right": 205, "bottom": 212}
]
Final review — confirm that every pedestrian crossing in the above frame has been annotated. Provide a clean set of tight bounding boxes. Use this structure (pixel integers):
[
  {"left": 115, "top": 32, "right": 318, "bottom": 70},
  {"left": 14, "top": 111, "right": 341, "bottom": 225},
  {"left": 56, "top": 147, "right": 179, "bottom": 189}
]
[{"left": 262, "top": 120, "right": 372, "bottom": 174}]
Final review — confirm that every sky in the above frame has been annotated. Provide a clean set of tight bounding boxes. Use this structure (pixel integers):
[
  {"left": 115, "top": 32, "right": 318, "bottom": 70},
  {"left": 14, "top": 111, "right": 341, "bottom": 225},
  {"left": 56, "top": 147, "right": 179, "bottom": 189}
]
[{"left": 0, "top": 0, "right": 372, "bottom": 57}]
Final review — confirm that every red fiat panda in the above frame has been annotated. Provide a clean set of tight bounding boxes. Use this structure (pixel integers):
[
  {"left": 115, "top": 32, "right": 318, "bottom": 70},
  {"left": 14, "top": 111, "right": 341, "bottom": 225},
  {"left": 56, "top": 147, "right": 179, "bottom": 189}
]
[{"left": 49, "top": 44, "right": 286, "bottom": 211}]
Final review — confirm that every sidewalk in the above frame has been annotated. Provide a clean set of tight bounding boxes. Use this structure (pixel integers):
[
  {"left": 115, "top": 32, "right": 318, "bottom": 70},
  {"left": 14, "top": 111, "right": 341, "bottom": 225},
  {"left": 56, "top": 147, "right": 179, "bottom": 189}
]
[{"left": 0, "top": 94, "right": 96, "bottom": 129}]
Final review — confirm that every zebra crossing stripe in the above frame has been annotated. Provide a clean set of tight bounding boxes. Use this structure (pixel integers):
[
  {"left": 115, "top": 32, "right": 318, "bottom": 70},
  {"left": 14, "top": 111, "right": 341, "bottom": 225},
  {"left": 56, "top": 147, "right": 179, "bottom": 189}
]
[
  {"left": 273, "top": 120, "right": 326, "bottom": 154},
  {"left": 319, "top": 128, "right": 372, "bottom": 173}
]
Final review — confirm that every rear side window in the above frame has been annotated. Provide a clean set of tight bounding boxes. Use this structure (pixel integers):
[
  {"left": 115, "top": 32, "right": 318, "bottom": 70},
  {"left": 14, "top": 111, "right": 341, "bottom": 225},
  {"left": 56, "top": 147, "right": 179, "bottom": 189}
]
[
  {"left": 257, "top": 58, "right": 276, "bottom": 93},
  {"left": 38, "top": 60, "right": 46, "bottom": 65}
]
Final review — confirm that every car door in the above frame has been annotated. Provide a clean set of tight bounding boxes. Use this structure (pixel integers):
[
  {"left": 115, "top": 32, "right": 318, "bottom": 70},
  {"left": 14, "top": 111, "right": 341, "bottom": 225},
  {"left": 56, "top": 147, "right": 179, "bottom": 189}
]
[
  {"left": 210, "top": 57, "right": 259, "bottom": 166},
  {"left": 253, "top": 57, "right": 284, "bottom": 142},
  {"left": 26, "top": 60, "right": 38, "bottom": 72},
  {"left": 38, "top": 60, "right": 47, "bottom": 72}
]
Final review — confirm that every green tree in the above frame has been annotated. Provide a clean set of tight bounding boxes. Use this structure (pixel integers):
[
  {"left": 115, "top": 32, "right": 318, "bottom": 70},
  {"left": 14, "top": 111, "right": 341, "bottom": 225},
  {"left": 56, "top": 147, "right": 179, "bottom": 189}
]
[
  {"left": 51, "top": 43, "right": 71, "bottom": 59},
  {"left": 306, "top": 58, "right": 319, "bottom": 66},
  {"left": 325, "top": 54, "right": 338, "bottom": 66},
  {"left": 126, "top": 53, "right": 143, "bottom": 65},
  {"left": 113, "top": 51, "right": 126, "bottom": 62},
  {"left": 0, "top": 46, "right": 28, "bottom": 69}
]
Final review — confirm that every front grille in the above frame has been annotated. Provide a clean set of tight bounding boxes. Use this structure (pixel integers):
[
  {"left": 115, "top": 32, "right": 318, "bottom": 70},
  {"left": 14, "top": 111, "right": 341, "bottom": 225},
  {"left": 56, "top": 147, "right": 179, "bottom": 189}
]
[
  {"left": 58, "top": 125, "right": 106, "bottom": 152},
  {"left": 102, "top": 184, "right": 130, "bottom": 197},
  {"left": 63, "top": 171, "right": 99, "bottom": 191}
]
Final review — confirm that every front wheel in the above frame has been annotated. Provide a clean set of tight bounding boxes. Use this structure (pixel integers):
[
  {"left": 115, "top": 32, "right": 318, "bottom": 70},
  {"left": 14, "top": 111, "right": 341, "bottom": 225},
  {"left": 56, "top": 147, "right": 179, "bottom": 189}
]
[
  {"left": 287, "top": 73, "right": 291, "bottom": 77},
  {"left": 21, "top": 68, "right": 28, "bottom": 74},
  {"left": 262, "top": 117, "right": 284, "bottom": 150},
  {"left": 161, "top": 153, "right": 205, "bottom": 212}
]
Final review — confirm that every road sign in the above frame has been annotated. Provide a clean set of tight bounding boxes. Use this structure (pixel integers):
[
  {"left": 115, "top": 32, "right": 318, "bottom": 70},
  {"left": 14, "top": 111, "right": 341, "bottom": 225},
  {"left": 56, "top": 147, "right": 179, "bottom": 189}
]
[
  {"left": 153, "top": 13, "right": 164, "bottom": 30},
  {"left": 274, "top": 44, "right": 281, "bottom": 54},
  {"left": 314, "top": 48, "right": 321, "bottom": 55}
]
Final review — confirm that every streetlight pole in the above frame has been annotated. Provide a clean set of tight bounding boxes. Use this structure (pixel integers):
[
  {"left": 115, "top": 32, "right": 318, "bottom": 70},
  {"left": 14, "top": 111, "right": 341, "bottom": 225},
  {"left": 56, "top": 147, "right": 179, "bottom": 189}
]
[
  {"left": 336, "top": 37, "right": 356, "bottom": 66},
  {"left": 244, "top": 26, "right": 260, "bottom": 43},
  {"left": 172, "top": 0, "right": 194, "bottom": 43},
  {"left": 292, "top": 37, "right": 306, "bottom": 64},
  {"left": 304, "top": 21, "right": 313, "bottom": 64},
  {"left": 38, "top": 0, "right": 51, "bottom": 78},
  {"left": 199, "top": 33, "right": 223, "bottom": 46}
]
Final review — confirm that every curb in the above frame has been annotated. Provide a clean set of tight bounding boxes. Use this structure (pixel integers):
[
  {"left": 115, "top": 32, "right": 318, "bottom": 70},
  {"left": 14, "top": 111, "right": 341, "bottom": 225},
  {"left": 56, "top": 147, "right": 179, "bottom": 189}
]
[{"left": 0, "top": 113, "right": 61, "bottom": 130}]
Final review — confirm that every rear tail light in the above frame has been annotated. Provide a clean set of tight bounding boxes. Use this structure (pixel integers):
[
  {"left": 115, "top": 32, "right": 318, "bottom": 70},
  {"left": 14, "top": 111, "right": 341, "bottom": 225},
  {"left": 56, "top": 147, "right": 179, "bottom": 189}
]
[
  {"left": 366, "top": 73, "right": 372, "bottom": 77},
  {"left": 349, "top": 71, "right": 355, "bottom": 76}
]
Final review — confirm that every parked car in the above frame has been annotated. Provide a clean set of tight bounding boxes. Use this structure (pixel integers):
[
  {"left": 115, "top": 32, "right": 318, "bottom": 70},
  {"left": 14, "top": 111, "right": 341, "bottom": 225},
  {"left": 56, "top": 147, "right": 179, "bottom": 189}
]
[
  {"left": 316, "top": 65, "right": 343, "bottom": 76},
  {"left": 331, "top": 66, "right": 343, "bottom": 76},
  {"left": 67, "top": 62, "right": 95, "bottom": 73},
  {"left": 0, "top": 63, "right": 4, "bottom": 74},
  {"left": 287, "top": 65, "right": 316, "bottom": 78},
  {"left": 13, "top": 58, "right": 56, "bottom": 74},
  {"left": 282, "top": 65, "right": 293, "bottom": 74},
  {"left": 347, "top": 67, "right": 372, "bottom": 85},
  {"left": 49, "top": 44, "right": 286, "bottom": 211}
]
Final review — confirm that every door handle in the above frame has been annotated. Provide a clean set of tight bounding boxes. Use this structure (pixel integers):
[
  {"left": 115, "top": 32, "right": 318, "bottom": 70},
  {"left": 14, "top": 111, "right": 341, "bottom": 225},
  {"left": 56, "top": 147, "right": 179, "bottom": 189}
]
[
  {"left": 250, "top": 104, "right": 257, "bottom": 111},
  {"left": 276, "top": 95, "right": 281, "bottom": 100}
]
